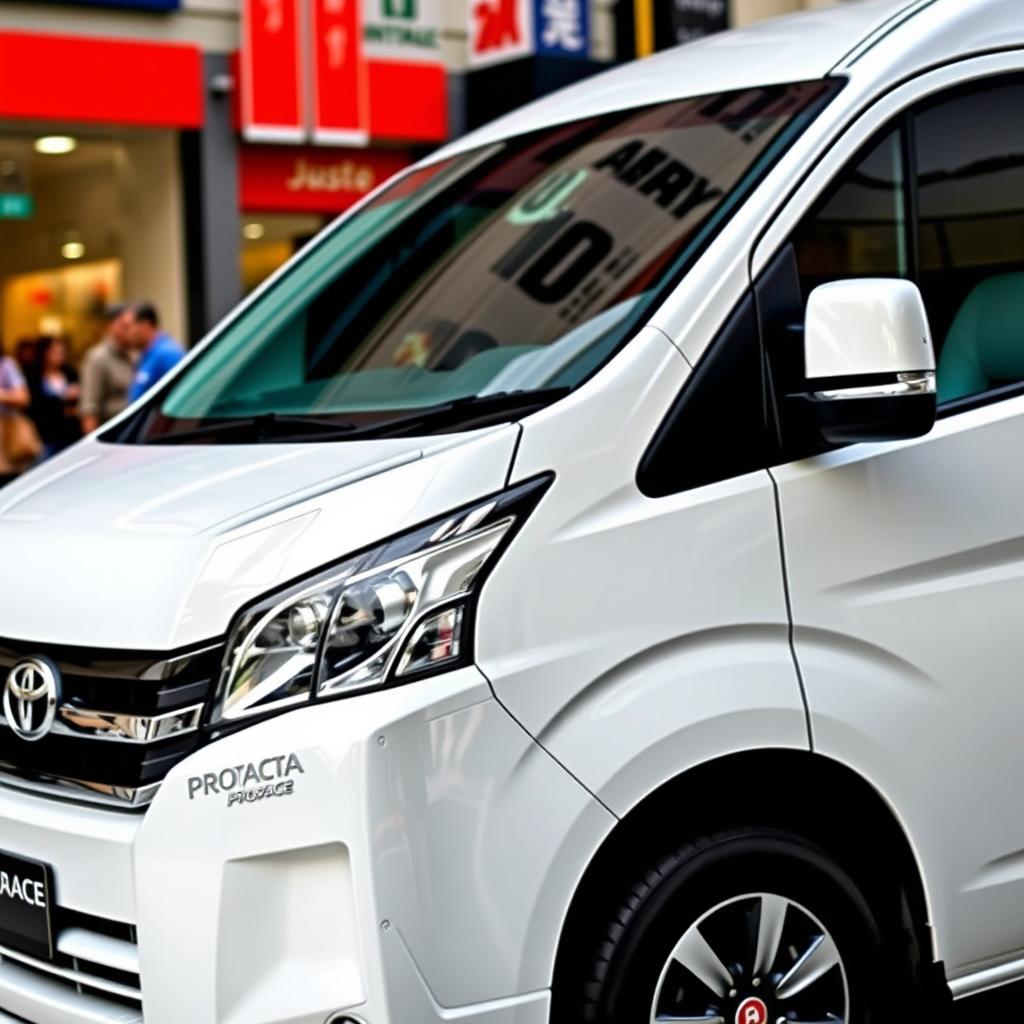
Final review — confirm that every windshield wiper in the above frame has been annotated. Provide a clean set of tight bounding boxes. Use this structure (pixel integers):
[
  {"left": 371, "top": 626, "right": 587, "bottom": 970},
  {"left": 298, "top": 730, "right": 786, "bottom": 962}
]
[
  {"left": 145, "top": 412, "right": 358, "bottom": 445},
  {"left": 346, "top": 388, "right": 572, "bottom": 438},
  {"left": 144, "top": 389, "right": 570, "bottom": 445}
]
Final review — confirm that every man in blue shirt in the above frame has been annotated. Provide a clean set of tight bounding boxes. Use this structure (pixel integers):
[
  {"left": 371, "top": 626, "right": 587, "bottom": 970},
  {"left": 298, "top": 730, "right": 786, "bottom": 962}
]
[{"left": 128, "top": 303, "right": 185, "bottom": 402}]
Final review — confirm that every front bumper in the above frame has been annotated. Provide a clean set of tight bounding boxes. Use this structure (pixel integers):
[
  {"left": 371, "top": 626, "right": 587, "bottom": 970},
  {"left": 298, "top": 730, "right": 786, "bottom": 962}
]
[{"left": 0, "top": 667, "right": 613, "bottom": 1024}]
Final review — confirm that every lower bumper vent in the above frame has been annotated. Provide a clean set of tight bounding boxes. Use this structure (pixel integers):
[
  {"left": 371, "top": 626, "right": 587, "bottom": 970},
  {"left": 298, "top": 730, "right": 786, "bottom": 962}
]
[{"left": 0, "top": 910, "right": 142, "bottom": 1023}]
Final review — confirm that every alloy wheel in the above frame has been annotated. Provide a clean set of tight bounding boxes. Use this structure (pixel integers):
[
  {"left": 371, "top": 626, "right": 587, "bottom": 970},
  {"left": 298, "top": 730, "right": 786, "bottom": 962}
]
[{"left": 650, "top": 892, "right": 850, "bottom": 1024}]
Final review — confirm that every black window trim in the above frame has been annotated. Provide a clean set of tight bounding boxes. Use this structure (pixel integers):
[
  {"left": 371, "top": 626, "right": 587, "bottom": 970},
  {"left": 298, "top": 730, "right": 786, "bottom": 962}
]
[
  {"left": 938, "top": 379, "right": 1024, "bottom": 420},
  {"left": 636, "top": 290, "right": 769, "bottom": 498}
]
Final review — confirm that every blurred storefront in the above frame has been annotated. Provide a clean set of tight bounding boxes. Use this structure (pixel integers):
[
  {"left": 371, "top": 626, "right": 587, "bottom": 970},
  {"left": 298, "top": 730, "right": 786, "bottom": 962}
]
[
  {"left": 616, "top": 0, "right": 844, "bottom": 62},
  {"left": 0, "top": 0, "right": 844, "bottom": 358},
  {"left": 238, "top": 144, "right": 411, "bottom": 293},
  {"left": 0, "top": 0, "right": 430, "bottom": 350},
  {"left": 0, "top": 28, "right": 198, "bottom": 360},
  {"left": 232, "top": 0, "right": 439, "bottom": 293}
]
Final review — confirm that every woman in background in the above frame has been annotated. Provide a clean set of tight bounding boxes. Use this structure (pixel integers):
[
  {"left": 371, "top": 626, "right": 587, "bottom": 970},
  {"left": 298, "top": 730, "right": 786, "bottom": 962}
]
[
  {"left": 29, "top": 336, "right": 81, "bottom": 459},
  {"left": 0, "top": 342, "right": 32, "bottom": 486},
  {"left": 14, "top": 338, "right": 36, "bottom": 378}
]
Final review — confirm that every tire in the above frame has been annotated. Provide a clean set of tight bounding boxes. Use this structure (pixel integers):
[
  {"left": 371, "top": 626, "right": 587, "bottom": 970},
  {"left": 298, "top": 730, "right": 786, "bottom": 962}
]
[{"left": 574, "top": 827, "right": 912, "bottom": 1024}]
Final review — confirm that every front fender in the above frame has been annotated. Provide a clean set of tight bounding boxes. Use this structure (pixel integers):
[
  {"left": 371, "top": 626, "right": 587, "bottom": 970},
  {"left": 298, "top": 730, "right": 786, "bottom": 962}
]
[{"left": 498, "top": 626, "right": 809, "bottom": 815}]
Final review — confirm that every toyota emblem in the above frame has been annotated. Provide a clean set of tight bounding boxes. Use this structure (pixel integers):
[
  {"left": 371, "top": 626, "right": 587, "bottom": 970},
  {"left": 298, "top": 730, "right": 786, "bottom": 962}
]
[{"left": 3, "top": 658, "right": 61, "bottom": 742}]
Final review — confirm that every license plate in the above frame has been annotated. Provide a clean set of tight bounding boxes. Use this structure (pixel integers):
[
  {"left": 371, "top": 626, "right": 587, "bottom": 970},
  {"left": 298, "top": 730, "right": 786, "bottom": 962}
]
[{"left": 0, "top": 850, "right": 54, "bottom": 960}]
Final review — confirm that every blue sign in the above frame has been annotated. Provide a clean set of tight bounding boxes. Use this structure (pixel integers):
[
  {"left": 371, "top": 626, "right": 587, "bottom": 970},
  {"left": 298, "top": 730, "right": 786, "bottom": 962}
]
[
  {"left": 535, "top": 0, "right": 589, "bottom": 58},
  {"left": 0, "top": 195, "right": 33, "bottom": 220}
]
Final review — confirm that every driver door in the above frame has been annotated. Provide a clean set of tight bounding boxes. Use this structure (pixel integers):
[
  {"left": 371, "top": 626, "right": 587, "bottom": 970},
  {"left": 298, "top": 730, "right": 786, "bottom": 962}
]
[{"left": 763, "top": 65, "right": 1024, "bottom": 986}]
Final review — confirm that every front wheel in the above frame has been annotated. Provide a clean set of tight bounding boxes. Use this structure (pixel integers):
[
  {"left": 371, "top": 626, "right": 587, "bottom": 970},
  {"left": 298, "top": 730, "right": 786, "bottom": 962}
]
[{"left": 575, "top": 828, "right": 911, "bottom": 1024}]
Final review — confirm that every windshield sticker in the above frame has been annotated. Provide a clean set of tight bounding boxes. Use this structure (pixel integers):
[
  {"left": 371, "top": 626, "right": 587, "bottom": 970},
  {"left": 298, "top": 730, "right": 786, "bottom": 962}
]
[
  {"left": 593, "top": 143, "right": 724, "bottom": 220},
  {"left": 507, "top": 169, "right": 589, "bottom": 225},
  {"left": 365, "top": 111, "right": 781, "bottom": 354}
]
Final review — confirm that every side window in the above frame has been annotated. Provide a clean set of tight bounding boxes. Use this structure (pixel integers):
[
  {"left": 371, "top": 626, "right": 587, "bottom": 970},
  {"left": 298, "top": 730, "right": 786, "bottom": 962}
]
[
  {"left": 916, "top": 78, "right": 1024, "bottom": 405},
  {"left": 791, "top": 127, "right": 909, "bottom": 300}
]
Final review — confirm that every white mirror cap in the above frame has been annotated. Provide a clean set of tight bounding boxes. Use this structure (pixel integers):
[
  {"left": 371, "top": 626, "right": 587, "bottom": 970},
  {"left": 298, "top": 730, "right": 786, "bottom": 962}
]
[{"left": 805, "top": 278, "right": 935, "bottom": 380}]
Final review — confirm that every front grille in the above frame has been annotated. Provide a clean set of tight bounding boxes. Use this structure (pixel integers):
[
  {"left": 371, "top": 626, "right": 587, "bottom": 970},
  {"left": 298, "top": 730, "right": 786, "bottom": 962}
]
[
  {"left": 0, "top": 639, "right": 222, "bottom": 808},
  {"left": 0, "top": 907, "right": 142, "bottom": 1022}
]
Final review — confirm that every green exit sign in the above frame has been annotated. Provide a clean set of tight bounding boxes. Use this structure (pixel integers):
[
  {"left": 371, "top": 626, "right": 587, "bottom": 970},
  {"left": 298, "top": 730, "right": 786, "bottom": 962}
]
[{"left": 0, "top": 194, "right": 33, "bottom": 219}]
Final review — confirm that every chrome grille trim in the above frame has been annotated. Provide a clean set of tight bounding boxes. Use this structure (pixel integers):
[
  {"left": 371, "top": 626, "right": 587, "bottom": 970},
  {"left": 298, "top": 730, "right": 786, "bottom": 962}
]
[
  {"left": 0, "top": 942, "right": 141, "bottom": 1002},
  {"left": 0, "top": 764, "right": 160, "bottom": 809},
  {"left": 0, "top": 702, "right": 203, "bottom": 744},
  {"left": 61, "top": 702, "right": 202, "bottom": 743},
  {"left": 56, "top": 929, "right": 139, "bottom": 977},
  {"left": 0, "top": 638, "right": 223, "bottom": 807}
]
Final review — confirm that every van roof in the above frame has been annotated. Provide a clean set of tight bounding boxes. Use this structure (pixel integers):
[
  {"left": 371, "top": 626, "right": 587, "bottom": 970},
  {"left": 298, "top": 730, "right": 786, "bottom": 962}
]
[{"left": 437, "top": 0, "right": 1023, "bottom": 157}]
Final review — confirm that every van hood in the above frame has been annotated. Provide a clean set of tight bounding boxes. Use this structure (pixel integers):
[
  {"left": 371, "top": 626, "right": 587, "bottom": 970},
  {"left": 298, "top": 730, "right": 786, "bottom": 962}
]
[{"left": 0, "top": 427, "right": 519, "bottom": 649}]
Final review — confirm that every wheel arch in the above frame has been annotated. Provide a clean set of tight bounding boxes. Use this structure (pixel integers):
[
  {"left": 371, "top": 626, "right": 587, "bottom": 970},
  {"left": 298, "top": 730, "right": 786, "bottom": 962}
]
[{"left": 550, "top": 747, "right": 944, "bottom": 1018}]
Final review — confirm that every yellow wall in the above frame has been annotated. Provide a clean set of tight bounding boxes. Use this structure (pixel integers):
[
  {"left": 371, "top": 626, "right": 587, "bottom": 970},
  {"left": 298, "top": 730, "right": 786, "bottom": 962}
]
[
  {"left": 732, "top": 0, "right": 839, "bottom": 27},
  {"left": 2, "top": 260, "right": 121, "bottom": 361},
  {"left": 0, "top": 131, "right": 188, "bottom": 353}
]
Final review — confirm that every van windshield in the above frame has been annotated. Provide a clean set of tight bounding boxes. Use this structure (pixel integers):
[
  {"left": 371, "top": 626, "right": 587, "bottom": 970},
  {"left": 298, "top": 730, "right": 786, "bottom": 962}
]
[{"left": 123, "top": 81, "right": 835, "bottom": 444}]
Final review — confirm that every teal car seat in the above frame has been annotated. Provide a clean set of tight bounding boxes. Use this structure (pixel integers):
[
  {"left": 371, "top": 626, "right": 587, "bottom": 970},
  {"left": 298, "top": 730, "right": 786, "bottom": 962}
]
[{"left": 938, "top": 271, "right": 1024, "bottom": 403}]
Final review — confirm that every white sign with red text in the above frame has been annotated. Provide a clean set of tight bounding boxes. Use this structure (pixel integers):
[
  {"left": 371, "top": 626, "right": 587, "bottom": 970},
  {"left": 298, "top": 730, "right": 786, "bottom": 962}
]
[{"left": 363, "top": 0, "right": 442, "bottom": 64}]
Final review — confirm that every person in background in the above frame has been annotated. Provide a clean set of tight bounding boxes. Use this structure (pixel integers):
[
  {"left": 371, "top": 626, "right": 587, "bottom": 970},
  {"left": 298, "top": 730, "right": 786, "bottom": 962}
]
[
  {"left": 80, "top": 304, "right": 136, "bottom": 434},
  {"left": 29, "top": 336, "right": 82, "bottom": 458},
  {"left": 128, "top": 302, "right": 184, "bottom": 402},
  {"left": 14, "top": 338, "right": 36, "bottom": 378},
  {"left": 0, "top": 343, "right": 31, "bottom": 486}
]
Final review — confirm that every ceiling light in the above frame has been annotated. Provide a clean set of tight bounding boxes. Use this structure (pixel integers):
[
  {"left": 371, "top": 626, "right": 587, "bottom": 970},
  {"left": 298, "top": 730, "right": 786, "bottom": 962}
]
[
  {"left": 35, "top": 136, "right": 78, "bottom": 156},
  {"left": 243, "top": 222, "right": 266, "bottom": 240},
  {"left": 61, "top": 241, "right": 85, "bottom": 260}
]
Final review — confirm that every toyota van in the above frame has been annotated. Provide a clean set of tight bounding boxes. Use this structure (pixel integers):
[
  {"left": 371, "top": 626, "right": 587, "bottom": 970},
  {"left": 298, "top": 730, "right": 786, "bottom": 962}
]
[{"left": 2, "top": 1, "right": 1024, "bottom": 1021}]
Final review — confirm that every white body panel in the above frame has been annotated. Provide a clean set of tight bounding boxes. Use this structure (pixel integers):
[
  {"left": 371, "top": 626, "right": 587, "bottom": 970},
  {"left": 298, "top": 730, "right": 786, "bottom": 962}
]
[
  {"left": 0, "top": 669, "right": 609, "bottom": 1024},
  {"left": 1, "top": 2, "right": 1024, "bottom": 1020},
  {"left": 480, "top": 329, "right": 807, "bottom": 811},
  {"left": 744, "top": 38, "right": 1024, "bottom": 992},
  {"left": 770, "top": 396, "right": 1024, "bottom": 979},
  {"left": 138, "top": 669, "right": 609, "bottom": 1023},
  {"left": 0, "top": 788, "right": 137, "bottom": 924},
  {"left": 0, "top": 427, "right": 517, "bottom": 648}
]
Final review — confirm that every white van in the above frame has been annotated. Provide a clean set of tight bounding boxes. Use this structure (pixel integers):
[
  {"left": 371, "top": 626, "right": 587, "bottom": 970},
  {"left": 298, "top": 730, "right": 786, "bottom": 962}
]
[{"left": 3, "top": 0, "right": 1024, "bottom": 1020}]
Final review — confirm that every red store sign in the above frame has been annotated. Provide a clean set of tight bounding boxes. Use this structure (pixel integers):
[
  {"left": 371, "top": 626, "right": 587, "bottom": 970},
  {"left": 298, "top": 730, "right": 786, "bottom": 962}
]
[
  {"left": 239, "top": 145, "right": 410, "bottom": 213},
  {"left": 241, "top": 0, "right": 305, "bottom": 141},
  {"left": 239, "top": 0, "right": 446, "bottom": 144},
  {"left": 0, "top": 31, "right": 202, "bottom": 127},
  {"left": 311, "top": 0, "right": 370, "bottom": 144}
]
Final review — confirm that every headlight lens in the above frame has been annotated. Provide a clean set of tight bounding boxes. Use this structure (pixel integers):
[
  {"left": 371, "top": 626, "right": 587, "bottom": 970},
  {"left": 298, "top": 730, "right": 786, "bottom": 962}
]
[{"left": 209, "top": 476, "right": 549, "bottom": 725}]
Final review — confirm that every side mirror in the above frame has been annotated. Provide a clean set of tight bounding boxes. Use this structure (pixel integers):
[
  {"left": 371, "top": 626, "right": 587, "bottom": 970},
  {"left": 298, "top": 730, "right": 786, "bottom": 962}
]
[{"left": 794, "top": 279, "right": 937, "bottom": 445}]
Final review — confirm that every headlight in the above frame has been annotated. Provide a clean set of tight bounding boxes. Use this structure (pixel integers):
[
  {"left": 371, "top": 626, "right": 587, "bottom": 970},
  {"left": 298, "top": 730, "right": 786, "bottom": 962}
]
[{"left": 208, "top": 475, "right": 550, "bottom": 725}]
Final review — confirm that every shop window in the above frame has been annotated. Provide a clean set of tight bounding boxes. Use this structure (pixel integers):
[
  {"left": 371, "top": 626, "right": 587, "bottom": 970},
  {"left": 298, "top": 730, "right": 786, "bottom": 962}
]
[
  {"left": 0, "top": 131, "right": 186, "bottom": 360},
  {"left": 240, "top": 214, "right": 329, "bottom": 295}
]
